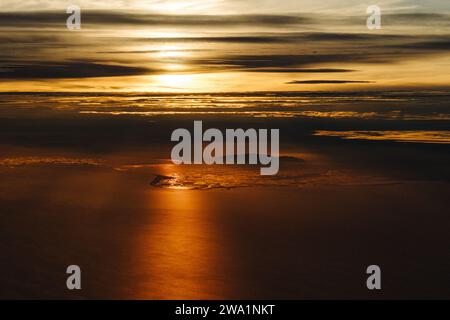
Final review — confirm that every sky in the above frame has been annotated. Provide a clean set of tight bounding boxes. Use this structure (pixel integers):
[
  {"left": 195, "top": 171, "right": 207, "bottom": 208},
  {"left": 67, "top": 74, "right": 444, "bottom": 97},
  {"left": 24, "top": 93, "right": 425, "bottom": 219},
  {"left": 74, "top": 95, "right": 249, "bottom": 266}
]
[{"left": 0, "top": 0, "right": 449, "bottom": 92}]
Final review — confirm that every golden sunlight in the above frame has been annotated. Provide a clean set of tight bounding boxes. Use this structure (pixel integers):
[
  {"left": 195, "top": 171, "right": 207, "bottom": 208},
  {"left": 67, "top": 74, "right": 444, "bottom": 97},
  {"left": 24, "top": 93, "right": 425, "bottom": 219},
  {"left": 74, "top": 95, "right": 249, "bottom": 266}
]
[
  {"left": 155, "top": 74, "right": 196, "bottom": 89},
  {"left": 157, "top": 45, "right": 188, "bottom": 58}
]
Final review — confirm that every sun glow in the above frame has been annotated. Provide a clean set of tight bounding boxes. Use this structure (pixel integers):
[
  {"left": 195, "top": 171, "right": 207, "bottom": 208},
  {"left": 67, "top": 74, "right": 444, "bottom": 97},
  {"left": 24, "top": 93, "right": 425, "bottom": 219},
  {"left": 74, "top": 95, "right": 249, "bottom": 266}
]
[
  {"left": 143, "top": 0, "right": 221, "bottom": 14},
  {"left": 149, "top": 1, "right": 195, "bottom": 13},
  {"left": 155, "top": 74, "right": 196, "bottom": 89},
  {"left": 163, "top": 63, "right": 186, "bottom": 71},
  {"left": 157, "top": 45, "right": 187, "bottom": 58}
]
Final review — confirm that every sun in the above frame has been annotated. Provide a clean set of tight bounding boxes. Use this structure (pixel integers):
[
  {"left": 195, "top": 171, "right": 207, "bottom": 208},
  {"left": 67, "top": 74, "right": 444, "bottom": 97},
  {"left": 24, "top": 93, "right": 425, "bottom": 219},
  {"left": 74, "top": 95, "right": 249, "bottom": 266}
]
[
  {"left": 157, "top": 45, "right": 187, "bottom": 58},
  {"left": 146, "top": 0, "right": 203, "bottom": 13},
  {"left": 155, "top": 74, "right": 196, "bottom": 89}
]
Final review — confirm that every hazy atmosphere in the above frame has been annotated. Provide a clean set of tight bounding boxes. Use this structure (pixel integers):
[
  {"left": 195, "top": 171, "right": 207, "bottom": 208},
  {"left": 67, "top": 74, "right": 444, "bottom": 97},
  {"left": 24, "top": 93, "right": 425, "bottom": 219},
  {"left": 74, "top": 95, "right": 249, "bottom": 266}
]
[
  {"left": 1, "top": 0, "right": 449, "bottom": 300},
  {"left": 1, "top": 0, "right": 450, "bottom": 92}
]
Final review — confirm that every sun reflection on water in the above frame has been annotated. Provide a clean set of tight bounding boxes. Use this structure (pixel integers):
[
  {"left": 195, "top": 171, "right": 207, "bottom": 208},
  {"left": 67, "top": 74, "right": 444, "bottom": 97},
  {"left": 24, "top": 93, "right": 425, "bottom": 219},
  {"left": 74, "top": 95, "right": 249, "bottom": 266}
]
[{"left": 134, "top": 176, "right": 228, "bottom": 298}]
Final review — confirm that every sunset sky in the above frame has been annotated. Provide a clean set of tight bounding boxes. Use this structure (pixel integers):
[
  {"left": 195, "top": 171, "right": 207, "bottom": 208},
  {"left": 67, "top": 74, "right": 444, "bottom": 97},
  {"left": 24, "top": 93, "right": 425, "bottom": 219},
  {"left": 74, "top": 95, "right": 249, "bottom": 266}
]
[{"left": 1, "top": 0, "right": 449, "bottom": 92}]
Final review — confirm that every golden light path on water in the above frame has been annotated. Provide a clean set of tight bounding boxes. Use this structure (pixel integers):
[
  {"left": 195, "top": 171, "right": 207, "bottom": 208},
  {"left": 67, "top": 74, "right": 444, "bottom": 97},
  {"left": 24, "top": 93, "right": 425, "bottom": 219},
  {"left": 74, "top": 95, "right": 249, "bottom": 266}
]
[{"left": 133, "top": 166, "right": 231, "bottom": 299}]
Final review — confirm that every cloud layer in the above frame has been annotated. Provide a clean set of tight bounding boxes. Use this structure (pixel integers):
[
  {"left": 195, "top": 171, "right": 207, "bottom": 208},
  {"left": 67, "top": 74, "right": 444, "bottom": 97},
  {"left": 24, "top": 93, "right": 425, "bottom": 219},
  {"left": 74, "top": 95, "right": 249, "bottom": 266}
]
[{"left": 1, "top": 8, "right": 450, "bottom": 90}]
